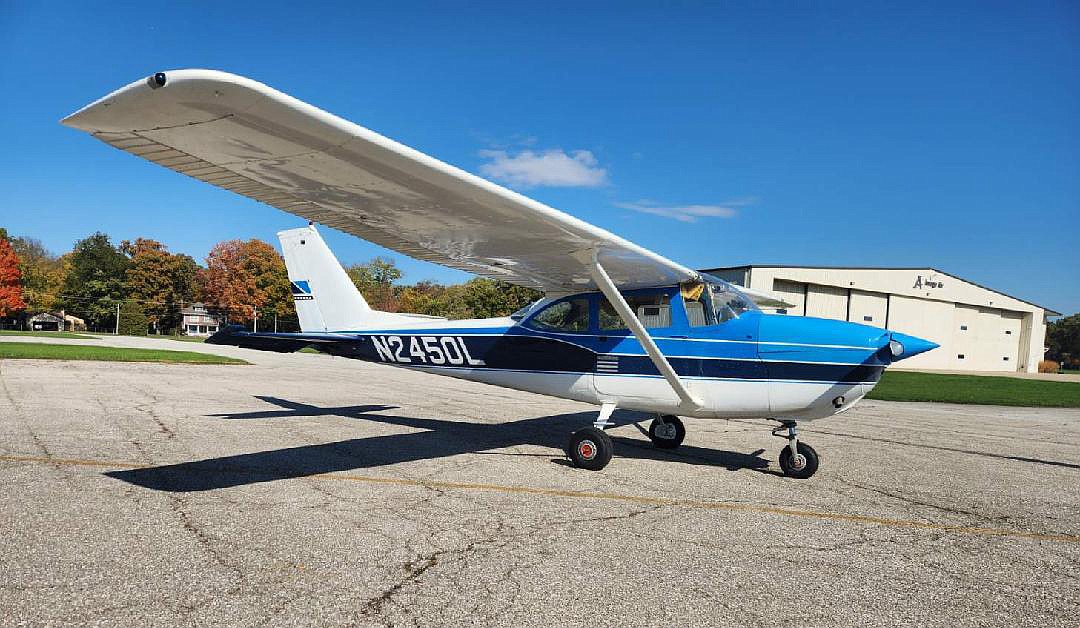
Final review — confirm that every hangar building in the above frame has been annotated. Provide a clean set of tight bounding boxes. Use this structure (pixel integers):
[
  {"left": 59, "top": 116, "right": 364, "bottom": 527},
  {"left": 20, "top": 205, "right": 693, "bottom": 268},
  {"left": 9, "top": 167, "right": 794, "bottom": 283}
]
[{"left": 704, "top": 266, "right": 1059, "bottom": 373}]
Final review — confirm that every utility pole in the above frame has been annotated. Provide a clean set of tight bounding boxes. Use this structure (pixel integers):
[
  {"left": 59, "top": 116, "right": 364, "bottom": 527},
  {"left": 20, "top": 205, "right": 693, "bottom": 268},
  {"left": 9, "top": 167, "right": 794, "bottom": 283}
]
[
  {"left": 253, "top": 305, "right": 258, "bottom": 333},
  {"left": 274, "top": 314, "right": 278, "bottom": 333},
  {"left": 114, "top": 302, "right": 120, "bottom": 335}
]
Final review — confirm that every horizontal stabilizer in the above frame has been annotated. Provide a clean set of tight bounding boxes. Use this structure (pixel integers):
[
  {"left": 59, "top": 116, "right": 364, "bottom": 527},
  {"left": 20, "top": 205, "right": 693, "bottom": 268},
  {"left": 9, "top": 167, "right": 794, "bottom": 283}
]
[{"left": 206, "top": 325, "right": 352, "bottom": 353}]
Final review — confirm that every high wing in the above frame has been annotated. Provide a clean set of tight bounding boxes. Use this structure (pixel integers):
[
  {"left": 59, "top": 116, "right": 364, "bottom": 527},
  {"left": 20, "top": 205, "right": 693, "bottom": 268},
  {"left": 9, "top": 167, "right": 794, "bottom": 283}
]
[{"left": 61, "top": 69, "right": 698, "bottom": 292}]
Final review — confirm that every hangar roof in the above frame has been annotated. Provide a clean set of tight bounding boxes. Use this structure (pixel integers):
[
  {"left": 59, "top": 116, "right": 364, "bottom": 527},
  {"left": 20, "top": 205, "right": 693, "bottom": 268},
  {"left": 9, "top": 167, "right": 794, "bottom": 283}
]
[{"left": 703, "top": 265, "right": 1061, "bottom": 317}]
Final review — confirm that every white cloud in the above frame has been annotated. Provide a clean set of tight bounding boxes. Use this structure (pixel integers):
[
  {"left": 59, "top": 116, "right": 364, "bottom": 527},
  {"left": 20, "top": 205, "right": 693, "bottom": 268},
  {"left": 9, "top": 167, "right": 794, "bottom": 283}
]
[
  {"left": 478, "top": 149, "right": 607, "bottom": 188},
  {"left": 615, "top": 198, "right": 754, "bottom": 222}
]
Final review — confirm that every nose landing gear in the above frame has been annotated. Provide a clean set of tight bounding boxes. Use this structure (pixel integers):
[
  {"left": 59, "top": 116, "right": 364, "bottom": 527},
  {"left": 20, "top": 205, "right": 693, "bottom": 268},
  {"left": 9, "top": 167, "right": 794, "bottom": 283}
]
[
  {"left": 772, "top": 420, "right": 819, "bottom": 479},
  {"left": 567, "top": 426, "right": 614, "bottom": 471}
]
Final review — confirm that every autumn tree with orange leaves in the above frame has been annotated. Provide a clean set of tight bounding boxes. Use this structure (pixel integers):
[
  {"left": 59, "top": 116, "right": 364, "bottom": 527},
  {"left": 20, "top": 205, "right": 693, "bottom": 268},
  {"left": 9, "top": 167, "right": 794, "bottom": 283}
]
[
  {"left": 0, "top": 230, "right": 28, "bottom": 317},
  {"left": 198, "top": 239, "right": 294, "bottom": 324},
  {"left": 121, "top": 238, "right": 200, "bottom": 333}
]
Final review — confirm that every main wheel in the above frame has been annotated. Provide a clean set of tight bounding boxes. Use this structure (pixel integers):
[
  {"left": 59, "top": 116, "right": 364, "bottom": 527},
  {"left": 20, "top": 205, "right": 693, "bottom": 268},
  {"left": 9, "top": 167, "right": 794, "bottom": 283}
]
[
  {"left": 567, "top": 427, "right": 614, "bottom": 471},
  {"left": 778, "top": 442, "right": 820, "bottom": 479},
  {"left": 648, "top": 415, "right": 685, "bottom": 449}
]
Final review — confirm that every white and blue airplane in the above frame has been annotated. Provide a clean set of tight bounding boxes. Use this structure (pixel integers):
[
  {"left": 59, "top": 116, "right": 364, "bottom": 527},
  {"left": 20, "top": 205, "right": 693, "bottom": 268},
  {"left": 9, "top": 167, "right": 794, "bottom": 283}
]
[{"left": 63, "top": 70, "right": 938, "bottom": 478}]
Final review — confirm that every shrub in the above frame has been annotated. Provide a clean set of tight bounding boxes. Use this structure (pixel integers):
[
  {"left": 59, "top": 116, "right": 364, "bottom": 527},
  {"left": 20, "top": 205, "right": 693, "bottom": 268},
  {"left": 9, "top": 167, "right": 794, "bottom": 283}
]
[{"left": 1038, "top": 360, "right": 1060, "bottom": 373}]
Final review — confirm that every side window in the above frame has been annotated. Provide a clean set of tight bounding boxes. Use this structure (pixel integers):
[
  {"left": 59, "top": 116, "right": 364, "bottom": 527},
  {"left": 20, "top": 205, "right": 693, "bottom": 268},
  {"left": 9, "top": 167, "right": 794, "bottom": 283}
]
[
  {"left": 684, "top": 300, "right": 710, "bottom": 327},
  {"left": 526, "top": 298, "right": 590, "bottom": 332},
  {"left": 599, "top": 294, "right": 672, "bottom": 329}
]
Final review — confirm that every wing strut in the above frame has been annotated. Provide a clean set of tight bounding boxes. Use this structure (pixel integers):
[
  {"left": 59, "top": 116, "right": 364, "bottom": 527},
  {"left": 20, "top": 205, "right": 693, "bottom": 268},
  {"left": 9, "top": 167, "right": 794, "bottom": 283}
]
[{"left": 579, "top": 250, "right": 702, "bottom": 410}]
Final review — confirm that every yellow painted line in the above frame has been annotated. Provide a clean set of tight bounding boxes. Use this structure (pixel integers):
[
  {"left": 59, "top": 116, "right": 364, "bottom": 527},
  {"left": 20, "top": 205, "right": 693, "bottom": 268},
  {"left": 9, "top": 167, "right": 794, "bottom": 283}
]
[
  {"left": 0, "top": 454, "right": 144, "bottom": 469},
  {"left": 3, "top": 453, "right": 1078, "bottom": 544}
]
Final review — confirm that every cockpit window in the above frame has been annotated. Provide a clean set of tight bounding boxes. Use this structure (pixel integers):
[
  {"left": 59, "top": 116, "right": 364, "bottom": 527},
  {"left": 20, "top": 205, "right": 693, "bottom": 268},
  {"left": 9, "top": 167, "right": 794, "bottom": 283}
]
[
  {"left": 686, "top": 275, "right": 759, "bottom": 325},
  {"left": 599, "top": 293, "right": 672, "bottom": 329},
  {"left": 524, "top": 298, "right": 590, "bottom": 332}
]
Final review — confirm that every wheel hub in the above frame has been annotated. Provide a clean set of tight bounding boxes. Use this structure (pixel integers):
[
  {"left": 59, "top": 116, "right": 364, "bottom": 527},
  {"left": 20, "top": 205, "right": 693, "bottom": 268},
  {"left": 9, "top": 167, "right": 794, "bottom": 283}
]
[
  {"left": 578, "top": 440, "right": 597, "bottom": 460},
  {"left": 790, "top": 453, "right": 807, "bottom": 470},
  {"left": 655, "top": 423, "right": 677, "bottom": 440}
]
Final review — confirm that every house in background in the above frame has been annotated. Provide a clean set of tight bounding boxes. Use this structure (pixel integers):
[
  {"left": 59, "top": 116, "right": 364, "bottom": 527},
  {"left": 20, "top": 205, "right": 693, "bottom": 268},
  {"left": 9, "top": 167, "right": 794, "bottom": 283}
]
[
  {"left": 28, "top": 312, "right": 64, "bottom": 332},
  {"left": 181, "top": 303, "right": 224, "bottom": 336}
]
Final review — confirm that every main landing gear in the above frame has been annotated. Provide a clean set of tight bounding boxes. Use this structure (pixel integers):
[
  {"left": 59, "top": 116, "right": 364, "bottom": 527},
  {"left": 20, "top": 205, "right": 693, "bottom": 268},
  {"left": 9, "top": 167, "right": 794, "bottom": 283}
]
[
  {"left": 772, "top": 420, "right": 820, "bottom": 479},
  {"left": 565, "top": 407, "right": 820, "bottom": 479},
  {"left": 566, "top": 404, "right": 686, "bottom": 471}
]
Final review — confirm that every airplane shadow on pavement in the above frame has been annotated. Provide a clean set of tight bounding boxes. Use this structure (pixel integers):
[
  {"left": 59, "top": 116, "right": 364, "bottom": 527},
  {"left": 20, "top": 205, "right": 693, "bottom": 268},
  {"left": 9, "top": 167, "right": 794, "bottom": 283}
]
[{"left": 105, "top": 395, "right": 772, "bottom": 492}]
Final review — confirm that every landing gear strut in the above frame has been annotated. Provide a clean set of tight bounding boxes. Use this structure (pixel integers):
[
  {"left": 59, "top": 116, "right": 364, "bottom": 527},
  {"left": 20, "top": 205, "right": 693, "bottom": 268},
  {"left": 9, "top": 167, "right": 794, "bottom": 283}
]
[{"left": 772, "top": 420, "right": 819, "bottom": 479}]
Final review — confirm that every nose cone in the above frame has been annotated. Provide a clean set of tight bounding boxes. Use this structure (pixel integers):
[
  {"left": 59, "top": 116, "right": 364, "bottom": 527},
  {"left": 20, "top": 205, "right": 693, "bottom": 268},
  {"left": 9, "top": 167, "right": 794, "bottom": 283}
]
[{"left": 887, "top": 331, "right": 939, "bottom": 361}]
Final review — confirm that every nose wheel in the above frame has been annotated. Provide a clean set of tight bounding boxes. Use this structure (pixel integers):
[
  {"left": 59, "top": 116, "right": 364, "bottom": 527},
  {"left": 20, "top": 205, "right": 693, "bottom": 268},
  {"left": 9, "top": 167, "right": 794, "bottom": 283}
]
[
  {"left": 773, "top": 420, "right": 819, "bottom": 479},
  {"left": 567, "top": 427, "right": 614, "bottom": 471}
]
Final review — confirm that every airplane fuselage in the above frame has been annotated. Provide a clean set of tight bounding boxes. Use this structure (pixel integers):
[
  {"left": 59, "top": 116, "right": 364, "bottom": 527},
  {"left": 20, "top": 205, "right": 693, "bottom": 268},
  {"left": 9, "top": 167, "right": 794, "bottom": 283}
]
[{"left": 312, "top": 307, "right": 901, "bottom": 422}]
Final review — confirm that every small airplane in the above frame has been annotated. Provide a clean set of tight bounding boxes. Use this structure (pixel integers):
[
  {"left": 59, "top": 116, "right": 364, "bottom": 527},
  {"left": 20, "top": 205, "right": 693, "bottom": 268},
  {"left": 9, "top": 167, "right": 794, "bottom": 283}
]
[{"left": 63, "top": 70, "right": 938, "bottom": 478}]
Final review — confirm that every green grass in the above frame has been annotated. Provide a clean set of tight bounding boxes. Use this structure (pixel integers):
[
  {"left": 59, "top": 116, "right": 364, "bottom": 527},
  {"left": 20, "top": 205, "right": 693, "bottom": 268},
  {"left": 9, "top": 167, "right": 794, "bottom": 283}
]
[
  {"left": 0, "top": 342, "right": 248, "bottom": 365},
  {"left": 156, "top": 335, "right": 207, "bottom": 343},
  {"left": 1063, "top": 369, "right": 1080, "bottom": 375},
  {"left": 0, "top": 330, "right": 97, "bottom": 340},
  {"left": 867, "top": 371, "right": 1080, "bottom": 407}
]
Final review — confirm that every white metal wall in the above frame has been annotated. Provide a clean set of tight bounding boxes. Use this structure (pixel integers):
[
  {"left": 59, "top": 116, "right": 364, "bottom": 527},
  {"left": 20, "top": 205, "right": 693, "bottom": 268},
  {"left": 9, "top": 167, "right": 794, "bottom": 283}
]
[
  {"left": 805, "top": 284, "right": 848, "bottom": 319},
  {"left": 772, "top": 280, "right": 806, "bottom": 316}
]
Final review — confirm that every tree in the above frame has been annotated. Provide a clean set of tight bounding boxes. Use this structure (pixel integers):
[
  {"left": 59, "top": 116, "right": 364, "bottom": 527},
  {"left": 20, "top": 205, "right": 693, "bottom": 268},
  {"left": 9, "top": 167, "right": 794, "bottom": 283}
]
[
  {"left": 0, "top": 234, "right": 27, "bottom": 317},
  {"left": 198, "top": 239, "right": 294, "bottom": 325},
  {"left": 460, "top": 278, "right": 542, "bottom": 318},
  {"left": 1047, "top": 313, "right": 1080, "bottom": 365},
  {"left": 393, "top": 277, "right": 541, "bottom": 319},
  {"left": 12, "top": 236, "right": 65, "bottom": 313},
  {"left": 116, "top": 300, "right": 149, "bottom": 336},
  {"left": 58, "top": 233, "right": 130, "bottom": 330},
  {"left": 397, "top": 281, "right": 472, "bottom": 319},
  {"left": 122, "top": 238, "right": 199, "bottom": 333},
  {"left": 346, "top": 257, "right": 402, "bottom": 311}
]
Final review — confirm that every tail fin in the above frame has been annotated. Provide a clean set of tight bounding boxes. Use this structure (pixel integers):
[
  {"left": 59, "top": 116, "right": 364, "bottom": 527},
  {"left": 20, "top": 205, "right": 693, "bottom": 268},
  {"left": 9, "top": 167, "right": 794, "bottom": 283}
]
[{"left": 278, "top": 224, "right": 389, "bottom": 332}]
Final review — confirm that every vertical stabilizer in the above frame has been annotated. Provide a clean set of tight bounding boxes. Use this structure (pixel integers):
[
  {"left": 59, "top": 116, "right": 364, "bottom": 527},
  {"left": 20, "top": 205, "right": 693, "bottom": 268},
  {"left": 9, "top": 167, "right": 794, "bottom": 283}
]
[{"left": 278, "top": 225, "right": 372, "bottom": 332}]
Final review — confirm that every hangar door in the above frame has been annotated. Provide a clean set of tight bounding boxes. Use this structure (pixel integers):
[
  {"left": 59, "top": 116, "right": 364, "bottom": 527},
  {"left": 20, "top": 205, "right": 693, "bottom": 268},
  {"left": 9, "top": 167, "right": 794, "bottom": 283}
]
[
  {"left": 887, "top": 296, "right": 953, "bottom": 369},
  {"left": 771, "top": 280, "right": 806, "bottom": 316},
  {"left": 847, "top": 290, "right": 888, "bottom": 326},
  {"left": 953, "top": 306, "right": 1021, "bottom": 371},
  {"left": 805, "top": 284, "right": 848, "bottom": 320}
]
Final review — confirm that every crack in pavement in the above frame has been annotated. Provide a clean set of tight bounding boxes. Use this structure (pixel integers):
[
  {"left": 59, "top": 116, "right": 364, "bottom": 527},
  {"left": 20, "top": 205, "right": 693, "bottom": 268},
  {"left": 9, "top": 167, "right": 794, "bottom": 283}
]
[{"left": 832, "top": 476, "right": 1005, "bottom": 522}]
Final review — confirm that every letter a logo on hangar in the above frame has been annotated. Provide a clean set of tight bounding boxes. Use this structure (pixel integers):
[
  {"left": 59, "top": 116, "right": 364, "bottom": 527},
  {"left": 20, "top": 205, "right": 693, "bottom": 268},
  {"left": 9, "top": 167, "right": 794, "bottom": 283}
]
[{"left": 913, "top": 274, "right": 944, "bottom": 290}]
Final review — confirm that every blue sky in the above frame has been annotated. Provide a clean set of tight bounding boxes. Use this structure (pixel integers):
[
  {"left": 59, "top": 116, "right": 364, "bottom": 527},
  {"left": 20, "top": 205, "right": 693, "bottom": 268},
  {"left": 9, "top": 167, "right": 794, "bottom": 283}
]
[{"left": 1, "top": 1, "right": 1077, "bottom": 314}]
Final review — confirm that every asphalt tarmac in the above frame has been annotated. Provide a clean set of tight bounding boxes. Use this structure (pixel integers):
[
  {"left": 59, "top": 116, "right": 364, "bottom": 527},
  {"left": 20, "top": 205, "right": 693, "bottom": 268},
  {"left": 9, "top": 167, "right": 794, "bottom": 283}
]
[{"left": 1, "top": 335, "right": 1078, "bottom": 627}]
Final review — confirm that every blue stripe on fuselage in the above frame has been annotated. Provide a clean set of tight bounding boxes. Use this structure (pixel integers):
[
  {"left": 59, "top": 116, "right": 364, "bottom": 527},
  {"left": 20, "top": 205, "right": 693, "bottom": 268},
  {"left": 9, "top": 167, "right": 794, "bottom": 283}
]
[{"left": 325, "top": 312, "right": 887, "bottom": 384}]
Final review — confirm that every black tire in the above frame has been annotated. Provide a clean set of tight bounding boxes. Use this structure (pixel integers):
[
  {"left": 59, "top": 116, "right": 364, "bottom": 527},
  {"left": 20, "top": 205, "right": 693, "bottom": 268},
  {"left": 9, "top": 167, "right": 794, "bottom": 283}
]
[
  {"left": 779, "top": 442, "right": 820, "bottom": 479},
  {"left": 648, "top": 415, "right": 685, "bottom": 449},
  {"left": 567, "top": 427, "right": 614, "bottom": 471}
]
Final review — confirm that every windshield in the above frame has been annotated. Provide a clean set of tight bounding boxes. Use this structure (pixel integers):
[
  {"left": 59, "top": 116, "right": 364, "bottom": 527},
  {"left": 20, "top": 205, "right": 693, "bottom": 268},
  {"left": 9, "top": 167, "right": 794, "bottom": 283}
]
[
  {"left": 510, "top": 299, "right": 544, "bottom": 321},
  {"left": 697, "top": 274, "right": 758, "bottom": 324}
]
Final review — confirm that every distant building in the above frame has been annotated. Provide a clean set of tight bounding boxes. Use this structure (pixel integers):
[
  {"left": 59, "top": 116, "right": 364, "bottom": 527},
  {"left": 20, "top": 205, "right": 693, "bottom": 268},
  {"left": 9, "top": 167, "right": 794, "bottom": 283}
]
[
  {"left": 704, "top": 265, "right": 1059, "bottom": 374},
  {"left": 28, "top": 312, "right": 64, "bottom": 332},
  {"left": 180, "top": 303, "right": 223, "bottom": 336}
]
